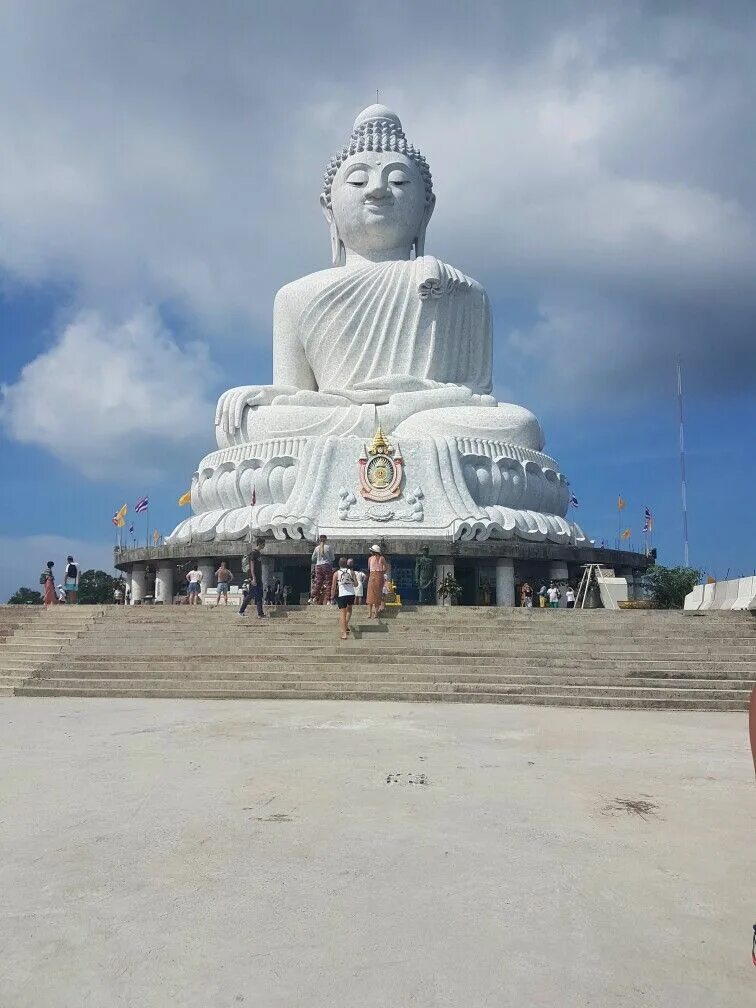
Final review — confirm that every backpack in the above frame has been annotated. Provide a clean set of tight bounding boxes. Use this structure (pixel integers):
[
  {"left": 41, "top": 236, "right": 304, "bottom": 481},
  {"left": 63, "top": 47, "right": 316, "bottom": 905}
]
[
  {"left": 39, "top": 572, "right": 49, "bottom": 585},
  {"left": 241, "top": 555, "right": 250, "bottom": 574},
  {"left": 66, "top": 563, "right": 77, "bottom": 579}
]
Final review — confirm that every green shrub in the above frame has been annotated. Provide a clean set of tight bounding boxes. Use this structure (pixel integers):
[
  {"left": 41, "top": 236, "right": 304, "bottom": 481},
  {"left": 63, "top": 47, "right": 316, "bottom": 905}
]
[{"left": 642, "top": 565, "right": 701, "bottom": 609}]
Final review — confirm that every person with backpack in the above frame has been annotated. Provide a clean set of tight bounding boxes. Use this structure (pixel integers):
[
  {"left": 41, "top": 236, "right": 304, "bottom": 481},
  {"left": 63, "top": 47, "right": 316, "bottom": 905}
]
[
  {"left": 331, "top": 556, "right": 357, "bottom": 639},
  {"left": 538, "top": 582, "right": 549, "bottom": 609},
  {"left": 63, "top": 555, "right": 79, "bottom": 603},
  {"left": 39, "top": 561, "right": 57, "bottom": 607}
]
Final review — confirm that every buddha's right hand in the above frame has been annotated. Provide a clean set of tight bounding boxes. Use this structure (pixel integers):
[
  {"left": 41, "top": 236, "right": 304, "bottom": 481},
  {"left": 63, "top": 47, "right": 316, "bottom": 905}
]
[{"left": 215, "top": 385, "right": 299, "bottom": 435}]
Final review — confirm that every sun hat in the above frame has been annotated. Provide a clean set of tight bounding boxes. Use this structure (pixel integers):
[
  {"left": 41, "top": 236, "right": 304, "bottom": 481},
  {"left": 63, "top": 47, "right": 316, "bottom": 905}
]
[{"left": 370, "top": 544, "right": 381, "bottom": 553}]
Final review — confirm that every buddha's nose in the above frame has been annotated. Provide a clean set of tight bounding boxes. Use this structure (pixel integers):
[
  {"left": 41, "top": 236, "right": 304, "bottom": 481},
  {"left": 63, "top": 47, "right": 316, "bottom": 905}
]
[{"left": 365, "top": 177, "right": 389, "bottom": 199}]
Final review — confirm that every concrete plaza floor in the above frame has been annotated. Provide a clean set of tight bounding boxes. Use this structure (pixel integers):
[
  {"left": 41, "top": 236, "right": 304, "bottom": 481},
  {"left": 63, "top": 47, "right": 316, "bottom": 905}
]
[{"left": 1, "top": 699, "right": 753, "bottom": 1007}]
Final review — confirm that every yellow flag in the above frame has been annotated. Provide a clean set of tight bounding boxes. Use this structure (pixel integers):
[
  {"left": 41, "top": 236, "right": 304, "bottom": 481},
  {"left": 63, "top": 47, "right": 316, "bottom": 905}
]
[
  {"left": 617, "top": 496, "right": 626, "bottom": 511},
  {"left": 178, "top": 490, "right": 191, "bottom": 506},
  {"left": 620, "top": 528, "right": 631, "bottom": 539},
  {"left": 112, "top": 503, "right": 127, "bottom": 527}
]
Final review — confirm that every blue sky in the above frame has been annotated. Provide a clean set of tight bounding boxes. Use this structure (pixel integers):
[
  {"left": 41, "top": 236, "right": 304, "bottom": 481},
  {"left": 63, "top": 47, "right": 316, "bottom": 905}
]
[{"left": 1, "top": 1, "right": 754, "bottom": 600}]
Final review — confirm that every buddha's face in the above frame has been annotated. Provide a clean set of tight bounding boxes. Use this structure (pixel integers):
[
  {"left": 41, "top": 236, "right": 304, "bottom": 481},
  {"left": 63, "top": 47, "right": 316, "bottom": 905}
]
[{"left": 328, "top": 152, "right": 431, "bottom": 258}]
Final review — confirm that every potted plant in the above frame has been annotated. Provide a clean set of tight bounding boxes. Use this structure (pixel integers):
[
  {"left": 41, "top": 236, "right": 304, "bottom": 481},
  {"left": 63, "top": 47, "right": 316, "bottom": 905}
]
[{"left": 437, "top": 572, "right": 462, "bottom": 606}]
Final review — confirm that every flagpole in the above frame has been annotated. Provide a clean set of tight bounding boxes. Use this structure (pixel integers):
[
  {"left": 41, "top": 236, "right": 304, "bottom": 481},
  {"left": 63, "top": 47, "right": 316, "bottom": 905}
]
[{"left": 676, "top": 361, "right": 690, "bottom": 566}]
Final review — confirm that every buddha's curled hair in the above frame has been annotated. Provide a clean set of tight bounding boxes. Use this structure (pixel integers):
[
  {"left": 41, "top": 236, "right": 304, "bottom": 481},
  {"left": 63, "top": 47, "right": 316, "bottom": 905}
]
[{"left": 321, "top": 116, "right": 434, "bottom": 209}]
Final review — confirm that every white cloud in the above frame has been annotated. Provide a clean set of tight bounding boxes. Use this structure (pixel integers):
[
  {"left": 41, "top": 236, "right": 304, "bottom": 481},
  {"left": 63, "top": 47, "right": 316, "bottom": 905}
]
[
  {"left": 0, "top": 534, "right": 116, "bottom": 603},
  {"left": 0, "top": 308, "right": 217, "bottom": 480}
]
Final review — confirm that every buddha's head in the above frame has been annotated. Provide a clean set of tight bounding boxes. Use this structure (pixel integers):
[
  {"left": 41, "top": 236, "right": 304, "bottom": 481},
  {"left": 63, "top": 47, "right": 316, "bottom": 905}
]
[{"left": 321, "top": 105, "right": 435, "bottom": 265}]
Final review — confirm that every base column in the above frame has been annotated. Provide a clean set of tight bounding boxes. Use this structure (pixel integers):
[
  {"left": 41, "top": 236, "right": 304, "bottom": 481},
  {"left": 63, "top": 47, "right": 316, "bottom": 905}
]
[
  {"left": 197, "top": 559, "right": 215, "bottom": 601},
  {"left": 130, "top": 564, "right": 146, "bottom": 605},
  {"left": 155, "top": 564, "right": 174, "bottom": 605},
  {"left": 549, "top": 562, "right": 569, "bottom": 583},
  {"left": 495, "top": 558, "right": 515, "bottom": 607}
]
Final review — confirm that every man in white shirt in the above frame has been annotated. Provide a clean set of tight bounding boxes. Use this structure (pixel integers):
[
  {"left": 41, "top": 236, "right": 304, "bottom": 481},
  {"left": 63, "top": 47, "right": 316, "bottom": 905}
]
[
  {"left": 186, "top": 566, "right": 203, "bottom": 606},
  {"left": 311, "top": 534, "right": 335, "bottom": 605},
  {"left": 547, "top": 583, "right": 560, "bottom": 609},
  {"left": 565, "top": 586, "right": 576, "bottom": 608}
]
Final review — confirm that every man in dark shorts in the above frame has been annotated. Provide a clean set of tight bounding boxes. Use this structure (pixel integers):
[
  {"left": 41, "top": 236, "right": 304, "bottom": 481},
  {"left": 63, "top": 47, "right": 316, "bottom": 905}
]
[
  {"left": 331, "top": 556, "right": 357, "bottom": 639},
  {"left": 239, "top": 538, "right": 266, "bottom": 618}
]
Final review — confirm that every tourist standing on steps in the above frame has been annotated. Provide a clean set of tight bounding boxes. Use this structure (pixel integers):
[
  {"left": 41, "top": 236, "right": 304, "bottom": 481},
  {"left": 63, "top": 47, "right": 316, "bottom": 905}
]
[
  {"left": 40, "top": 561, "right": 57, "bottom": 607},
  {"left": 547, "top": 582, "right": 560, "bottom": 609},
  {"left": 538, "top": 582, "right": 549, "bottom": 609},
  {"left": 311, "top": 534, "right": 334, "bottom": 605},
  {"left": 186, "top": 566, "right": 203, "bottom": 605},
  {"left": 63, "top": 555, "right": 79, "bottom": 603},
  {"left": 215, "top": 561, "right": 232, "bottom": 606},
  {"left": 366, "top": 544, "right": 387, "bottom": 619},
  {"left": 331, "top": 556, "right": 357, "bottom": 639},
  {"left": 565, "top": 585, "right": 576, "bottom": 609},
  {"left": 239, "top": 537, "right": 266, "bottom": 618},
  {"left": 353, "top": 566, "right": 366, "bottom": 605},
  {"left": 520, "top": 582, "right": 533, "bottom": 608}
]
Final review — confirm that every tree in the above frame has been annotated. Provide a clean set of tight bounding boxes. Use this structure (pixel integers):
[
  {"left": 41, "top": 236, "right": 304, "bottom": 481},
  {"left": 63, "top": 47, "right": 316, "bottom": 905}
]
[
  {"left": 7, "top": 587, "right": 42, "bottom": 605},
  {"left": 642, "top": 565, "right": 701, "bottom": 609},
  {"left": 77, "top": 569, "right": 119, "bottom": 604}
]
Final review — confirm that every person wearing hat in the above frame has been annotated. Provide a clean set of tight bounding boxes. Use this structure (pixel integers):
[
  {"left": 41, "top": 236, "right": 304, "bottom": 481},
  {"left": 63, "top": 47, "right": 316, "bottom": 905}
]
[{"left": 366, "top": 544, "right": 387, "bottom": 619}]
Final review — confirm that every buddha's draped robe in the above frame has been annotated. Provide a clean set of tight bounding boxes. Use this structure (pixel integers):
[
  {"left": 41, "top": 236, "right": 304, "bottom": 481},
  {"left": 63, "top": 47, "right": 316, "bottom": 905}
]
[{"left": 299, "top": 256, "right": 492, "bottom": 397}]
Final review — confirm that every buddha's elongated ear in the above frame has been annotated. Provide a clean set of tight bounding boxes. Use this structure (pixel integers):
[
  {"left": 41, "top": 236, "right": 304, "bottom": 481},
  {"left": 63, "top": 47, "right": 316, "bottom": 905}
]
[
  {"left": 414, "top": 194, "right": 436, "bottom": 258},
  {"left": 320, "top": 194, "right": 345, "bottom": 267}
]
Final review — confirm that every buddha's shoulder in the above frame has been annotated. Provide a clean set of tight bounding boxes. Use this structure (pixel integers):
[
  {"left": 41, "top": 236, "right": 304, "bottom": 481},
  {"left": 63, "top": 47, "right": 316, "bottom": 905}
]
[
  {"left": 274, "top": 269, "right": 344, "bottom": 312},
  {"left": 430, "top": 257, "right": 487, "bottom": 297}
]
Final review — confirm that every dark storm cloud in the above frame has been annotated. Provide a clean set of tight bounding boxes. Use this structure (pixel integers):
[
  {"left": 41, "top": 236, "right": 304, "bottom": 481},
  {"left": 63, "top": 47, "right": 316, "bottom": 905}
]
[{"left": 0, "top": 0, "right": 754, "bottom": 473}]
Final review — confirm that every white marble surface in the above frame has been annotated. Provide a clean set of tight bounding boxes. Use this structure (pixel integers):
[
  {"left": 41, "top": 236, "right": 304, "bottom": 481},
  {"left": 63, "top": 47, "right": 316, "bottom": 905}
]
[{"left": 171, "top": 104, "right": 582, "bottom": 548}]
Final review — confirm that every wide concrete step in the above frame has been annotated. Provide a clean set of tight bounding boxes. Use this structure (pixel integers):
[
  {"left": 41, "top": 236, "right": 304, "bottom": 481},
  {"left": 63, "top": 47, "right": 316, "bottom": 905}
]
[
  {"left": 65, "top": 641, "right": 756, "bottom": 660},
  {"left": 14, "top": 682, "right": 748, "bottom": 710},
  {"left": 26, "top": 674, "right": 754, "bottom": 698},
  {"left": 40, "top": 668, "right": 755, "bottom": 690},
  {"left": 54, "top": 654, "right": 756, "bottom": 674},
  {"left": 66, "top": 622, "right": 756, "bottom": 640}
]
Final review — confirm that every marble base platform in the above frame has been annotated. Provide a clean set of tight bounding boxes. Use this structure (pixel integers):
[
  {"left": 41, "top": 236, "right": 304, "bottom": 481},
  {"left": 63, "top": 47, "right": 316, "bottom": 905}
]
[{"left": 167, "top": 434, "right": 587, "bottom": 546}]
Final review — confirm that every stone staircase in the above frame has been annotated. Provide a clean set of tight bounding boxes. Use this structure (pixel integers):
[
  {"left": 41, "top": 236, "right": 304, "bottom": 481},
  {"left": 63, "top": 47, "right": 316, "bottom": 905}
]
[
  {"left": 5, "top": 604, "right": 755, "bottom": 710},
  {"left": 0, "top": 605, "right": 103, "bottom": 694}
]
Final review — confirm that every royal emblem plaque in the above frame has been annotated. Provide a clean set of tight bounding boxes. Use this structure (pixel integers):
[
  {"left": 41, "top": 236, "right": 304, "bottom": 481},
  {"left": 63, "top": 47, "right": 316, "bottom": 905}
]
[{"left": 358, "top": 427, "right": 404, "bottom": 502}]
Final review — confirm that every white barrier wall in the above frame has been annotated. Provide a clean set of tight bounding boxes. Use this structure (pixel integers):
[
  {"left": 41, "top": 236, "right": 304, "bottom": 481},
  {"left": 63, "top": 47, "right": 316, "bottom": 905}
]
[{"left": 684, "top": 576, "right": 756, "bottom": 611}]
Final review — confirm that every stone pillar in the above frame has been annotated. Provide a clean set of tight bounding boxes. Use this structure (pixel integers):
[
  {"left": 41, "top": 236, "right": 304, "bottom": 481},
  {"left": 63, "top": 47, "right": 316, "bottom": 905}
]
[
  {"left": 261, "top": 557, "right": 275, "bottom": 591},
  {"left": 197, "top": 559, "right": 215, "bottom": 600},
  {"left": 130, "top": 563, "right": 146, "bottom": 605},
  {"left": 436, "top": 556, "right": 454, "bottom": 606},
  {"left": 155, "top": 564, "right": 174, "bottom": 605},
  {"left": 495, "top": 558, "right": 515, "bottom": 607},
  {"left": 549, "top": 562, "right": 569, "bottom": 583}
]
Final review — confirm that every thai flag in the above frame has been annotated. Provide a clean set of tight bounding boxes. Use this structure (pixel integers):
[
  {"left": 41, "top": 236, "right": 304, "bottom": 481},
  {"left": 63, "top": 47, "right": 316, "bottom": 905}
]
[
  {"left": 135, "top": 496, "right": 149, "bottom": 513},
  {"left": 643, "top": 507, "right": 653, "bottom": 533},
  {"left": 569, "top": 492, "right": 579, "bottom": 508}
]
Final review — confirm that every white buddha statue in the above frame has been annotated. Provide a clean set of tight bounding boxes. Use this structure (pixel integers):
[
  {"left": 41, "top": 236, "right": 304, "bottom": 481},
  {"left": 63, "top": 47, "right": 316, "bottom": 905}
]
[
  {"left": 169, "top": 104, "right": 583, "bottom": 547},
  {"left": 215, "top": 104, "right": 543, "bottom": 450}
]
